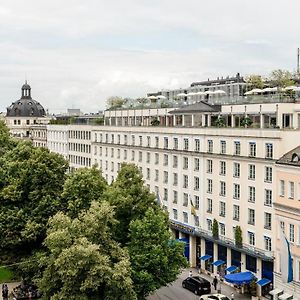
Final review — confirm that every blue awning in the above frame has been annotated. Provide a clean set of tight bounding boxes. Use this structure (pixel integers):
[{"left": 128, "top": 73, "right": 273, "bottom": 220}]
[
  {"left": 226, "top": 265, "right": 238, "bottom": 273},
  {"left": 256, "top": 278, "right": 271, "bottom": 286},
  {"left": 224, "top": 271, "right": 254, "bottom": 285},
  {"left": 200, "top": 255, "right": 212, "bottom": 261},
  {"left": 212, "top": 260, "right": 225, "bottom": 267}
]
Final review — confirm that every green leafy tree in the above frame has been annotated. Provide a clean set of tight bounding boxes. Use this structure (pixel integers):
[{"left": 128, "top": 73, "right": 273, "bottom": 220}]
[
  {"left": 0, "top": 120, "right": 16, "bottom": 155},
  {"left": 38, "top": 201, "right": 136, "bottom": 300},
  {"left": 212, "top": 219, "right": 219, "bottom": 239},
  {"left": 0, "top": 142, "right": 68, "bottom": 258},
  {"left": 235, "top": 226, "right": 243, "bottom": 247},
  {"left": 245, "top": 74, "right": 264, "bottom": 89},
  {"left": 269, "top": 69, "right": 295, "bottom": 88},
  {"left": 106, "top": 96, "right": 125, "bottom": 109},
  {"left": 61, "top": 167, "right": 107, "bottom": 218},
  {"left": 105, "top": 163, "right": 157, "bottom": 245},
  {"left": 128, "top": 208, "right": 187, "bottom": 299}
]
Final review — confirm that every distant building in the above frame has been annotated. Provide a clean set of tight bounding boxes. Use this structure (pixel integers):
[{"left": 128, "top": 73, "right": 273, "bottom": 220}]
[{"left": 5, "top": 82, "right": 50, "bottom": 138}]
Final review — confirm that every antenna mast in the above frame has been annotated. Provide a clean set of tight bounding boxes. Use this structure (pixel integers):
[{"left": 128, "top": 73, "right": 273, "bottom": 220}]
[{"left": 297, "top": 48, "right": 300, "bottom": 74}]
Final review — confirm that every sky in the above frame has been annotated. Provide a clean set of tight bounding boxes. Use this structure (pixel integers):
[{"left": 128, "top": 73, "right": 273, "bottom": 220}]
[{"left": 0, "top": 0, "right": 300, "bottom": 113}]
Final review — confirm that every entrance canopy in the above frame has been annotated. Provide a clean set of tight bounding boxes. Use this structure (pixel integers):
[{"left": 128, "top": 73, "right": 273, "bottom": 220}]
[
  {"left": 226, "top": 265, "right": 238, "bottom": 273},
  {"left": 200, "top": 255, "right": 212, "bottom": 261},
  {"left": 256, "top": 278, "right": 271, "bottom": 286},
  {"left": 212, "top": 260, "right": 225, "bottom": 267},
  {"left": 224, "top": 271, "right": 254, "bottom": 285}
]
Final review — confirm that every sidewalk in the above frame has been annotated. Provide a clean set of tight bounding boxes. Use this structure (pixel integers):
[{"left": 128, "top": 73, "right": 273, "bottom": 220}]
[{"left": 188, "top": 268, "right": 251, "bottom": 300}]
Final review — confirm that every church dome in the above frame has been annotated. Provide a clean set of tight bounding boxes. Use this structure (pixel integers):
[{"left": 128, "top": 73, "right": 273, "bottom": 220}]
[{"left": 6, "top": 82, "right": 46, "bottom": 117}]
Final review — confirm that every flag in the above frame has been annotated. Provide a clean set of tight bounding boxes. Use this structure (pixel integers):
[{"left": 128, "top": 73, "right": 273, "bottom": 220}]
[
  {"left": 280, "top": 227, "right": 293, "bottom": 283},
  {"left": 189, "top": 195, "right": 197, "bottom": 216}
]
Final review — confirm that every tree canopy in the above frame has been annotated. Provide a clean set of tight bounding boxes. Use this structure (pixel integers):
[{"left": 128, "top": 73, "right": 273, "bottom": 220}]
[
  {"left": 106, "top": 96, "right": 125, "bottom": 109},
  {"left": 128, "top": 208, "right": 187, "bottom": 299},
  {"left": 38, "top": 201, "right": 136, "bottom": 300},
  {"left": 269, "top": 69, "right": 295, "bottom": 88},
  {"left": 245, "top": 74, "right": 265, "bottom": 89}
]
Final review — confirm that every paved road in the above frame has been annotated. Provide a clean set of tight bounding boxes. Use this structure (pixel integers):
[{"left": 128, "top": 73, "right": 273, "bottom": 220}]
[{"left": 148, "top": 269, "right": 251, "bottom": 300}]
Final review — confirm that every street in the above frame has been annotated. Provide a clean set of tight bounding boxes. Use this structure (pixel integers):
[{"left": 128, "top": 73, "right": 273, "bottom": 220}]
[{"left": 148, "top": 269, "right": 251, "bottom": 300}]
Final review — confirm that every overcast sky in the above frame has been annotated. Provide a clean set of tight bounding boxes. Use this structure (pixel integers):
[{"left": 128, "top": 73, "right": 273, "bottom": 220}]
[{"left": 0, "top": 0, "right": 299, "bottom": 113}]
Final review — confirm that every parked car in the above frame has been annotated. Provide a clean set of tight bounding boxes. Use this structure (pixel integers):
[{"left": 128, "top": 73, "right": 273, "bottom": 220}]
[
  {"left": 199, "top": 294, "right": 230, "bottom": 300},
  {"left": 182, "top": 276, "right": 211, "bottom": 295}
]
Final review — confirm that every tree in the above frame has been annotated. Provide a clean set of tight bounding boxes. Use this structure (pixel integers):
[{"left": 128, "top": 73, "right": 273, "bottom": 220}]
[
  {"left": 0, "top": 142, "right": 68, "bottom": 258},
  {"left": 105, "top": 163, "right": 157, "bottom": 245},
  {"left": 128, "top": 208, "right": 187, "bottom": 299},
  {"left": 212, "top": 219, "right": 219, "bottom": 239},
  {"left": 269, "top": 69, "right": 295, "bottom": 88},
  {"left": 245, "top": 74, "right": 264, "bottom": 89},
  {"left": 61, "top": 167, "right": 107, "bottom": 218},
  {"left": 38, "top": 201, "right": 136, "bottom": 300},
  {"left": 235, "top": 226, "right": 243, "bottom": 247},
  {"left": 150, "top": 118, "right": 160, "bottom": 126},
  {"left": 106, "top": 96, "right": 125, "bottom": 109},
  {"left": 0, "top": 120, "right": 16, "bottom": 156}
]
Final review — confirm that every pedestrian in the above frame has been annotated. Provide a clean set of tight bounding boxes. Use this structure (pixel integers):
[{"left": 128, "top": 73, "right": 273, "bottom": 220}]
[
  {"left": 189, "top": 270, "right": 193, "bottom": 277},
  {"left": 231, "top": 292, "right": 234, "bottom": 300},
  {"left": 212, "top": 276, "right": 218, "bottom": 290}
]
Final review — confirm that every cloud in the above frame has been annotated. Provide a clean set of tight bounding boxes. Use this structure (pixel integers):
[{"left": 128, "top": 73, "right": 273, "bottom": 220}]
[{"left": 0, "top": 0, "right": 300, "bottom": 113}]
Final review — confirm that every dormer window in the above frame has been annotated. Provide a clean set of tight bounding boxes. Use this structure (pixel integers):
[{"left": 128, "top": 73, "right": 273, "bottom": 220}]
[{"left": 292, "top": 153, "right": 299, "bottom": 162}]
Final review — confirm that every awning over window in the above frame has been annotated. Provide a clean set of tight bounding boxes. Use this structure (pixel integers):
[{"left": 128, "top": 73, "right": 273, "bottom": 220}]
[
  {"left": 224, "top": 271, "right": 254, "bottom": 285},
  {"left": 269, "top": 288, "right": 283, "bottom": 296},
  {"left": 279, "top": 293, "right": 293, "bottom": 300},
  {"left": 226, "top": 265, "right": 238, "bottom": 273},
  {"left": 256, "top": 278, "right": 271, "bottom": 286},
  {"left": 212, "top": 260, "right": 225, "bottom": 267},
  {"left": 200, "top": 254, "right": 212, "bottom": 261}
]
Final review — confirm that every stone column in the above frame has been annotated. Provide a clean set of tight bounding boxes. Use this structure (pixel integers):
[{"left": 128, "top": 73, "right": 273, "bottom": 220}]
[
  {"left": 182, "top": 115, "right": 185, "bottom": 127},
  {"left": 189, "top": 235, "right": 196, "bottom": 267},
  {"left": 231, "top": 115, "right": 235, "bottom": 127},
  {"left": 241, "top": 253, "right": 246, "bottom": 272},
  {"left": 227, "top": 249, "right": 232, "bottom": 270},
  {"left": 173, "top": 115, "right": 177, "bottom": 126},
  {"left": 213, "top": 242, "right": 218, "bottom": 275},
  {"left": 260, "top": 114, "right": 264, "bottom": 129},
  {"left": 200, "top": 238, "right": 206, "bottom": 270},
  {"left": 256, "top": 258, "right": 262, "bottom": 279},
  {"left": 191, "top": 114, "right": 195, "bottom": 127},
  {"left": 201, "top": 114, "right": 206, "bottom": 127},
  {"left": 207, "top": 114, "right": 211, "bottom": 127}
]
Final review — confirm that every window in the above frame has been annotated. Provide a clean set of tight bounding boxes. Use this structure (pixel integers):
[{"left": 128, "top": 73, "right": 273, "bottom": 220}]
[
  {"left": 195, "top": 139, "right": 200, "bottom": 152},
  {"left": 207, "top": 159, "right": 213, "bottom": 173},
  {"left": 164, "top": 137, "right": 168, "bottom": 149},
  {"left": 220, "top": 181, "right": 226, "bottom": 196},
  {"left": 163, "top": 188, "right": 168, "bottom": 201},
  {"left": 290, "top": 224, "right": 295, "bottom": 243},
  {"left": 195, "top": 196, "right": 200, "bottom": 209},
  {"left": 146, "top": 168, "right": 150, "bottom": 180},
  {"left": 279, "top": 180, "right": 285, "bottom": 196},
  {"left": 124, "top": 135, "right": 128, "bottom": 145},
  {"left": 138, "top": 151, "right": 142, "bottom": 162},
  {"left": 155, "top": 153, "right": 159, "bottom": 164},
  {"left": 139, "top": 136, "right": 142, "bottom": 146},
  {"left": 280, "top": 221, "right": 285, "bottom": 234},
  {"left": 248, "top": 209, "right": 255, "bottom": 225},
  {"left": 288, "top": 181, "right": 295, "bottom": 199},
  {"left": 183, "top": 157, "right": 189, "bottom": 169},
  {"left": 207, "top": 219, "right": 212, "bottom": 231},
  {"left": 173, "top": 155, "right": 178, "bottom": 168},
  {"left": 183, "top": 193, "right": 188, "bottom": 206},
  {"left": 155, "top": 136, "right": 159, "bottom": 148},
  {"left": 219, "top": 201, "right": 226, "bottom": 217},
  {"left": 155, "top": 169, "right": 159, "bottom": 181},
  {"left": 173, "top": 173, "right": 178, "bottom": 186},
  {"left": 183, "top": 175, "right": 189, "bottom": 188},
  {"left": 264, "top": 212, "right": 272, "bottom": 230},
  {"left": 233, "top": 205, "right": 240, "bottom": 221},
  {"left": 147, "top": 136, "right": 151, "bottom": 147},
  {"left": 194, "top": 216, "right": 199, "bottom": 227},
  {"left": 220, "top": 161, "right": 226, "bottom": 175},
  {"left": 194, "top": 177, "right": 200, "bottom": 191},
  {"left": 265, "top": 167, "right": 273, "bottom": 183},
  {"left": 265, "top": 189, "right": 272, "bottom": 206},
  {"left": 265, "top": 143, "right": 273, "bottom": 159},
  {"left": 183, "top": 138, "right": 189, "bottom": 151},
  {"left": 248, "top": 231, "right": 255, "bottom": 246},
  {"left": 249, "top": 142, "right": 256, "bottom": 157},
  {"left": 207, "top": 179, "right": 212, "bottom": 193},
  {"left": 131, "top": 135, "right": 135, "bottom": 146},
  {"left": 164, "top": 171, "right": 168, "bottom": 183},
  {"left": 173, "top": 191, "right": 178, "bottom": 204},
  {"left": 207, "top": 198, "right": 212, "bottom": 213},
  {"left": 194, "top": 158, "right": 200, "bottom": 171},
  {"left": 264, "top": 236, "right": 272, "bottom": 251},
  {"left": 163, "top": 154, "right": 168, "bottom": 166},
  {"left": 208, "top": 140, "right": 213, "bottom": 153},
  {"left": 124, "top": 149, "right": 127, "bottom": 160},
  {"left": 220, "top": 140, "right": 226, "bottom": 154},
  {"left": 248, "top": 186, "right": 256, "bottom": 203},
  {"left": 173, "top": 138, "right": 178, "bottom": 150},
  {"left": 233, "top": 184, "right": 240, "bottom": 199},
  {"left": 117, "top": 134, "right": 120, "bottom": 144},
  {"left": 173, "top": 209, "right": 178, "bottom": 220},
  {"left": 220, "top": 223, "right": 225, "bottom": 236},
  {"left": 233, "top": 162, "right": 240, "bottom": 178},
  {"left": 183, "top": 211, "right": 189, "bottom": 223},
  {"left": 146, "top": 152, "right": 150, "bottom": 163},
  {"left": 248, "top": 164, "right": 255, "bottom": 180},
  {"left": 131, "top": 150, "right": 135, "bottom": 161},
  {"left": 234, "top": 141, "right": 241, "bottom": 155}
]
